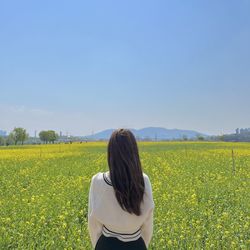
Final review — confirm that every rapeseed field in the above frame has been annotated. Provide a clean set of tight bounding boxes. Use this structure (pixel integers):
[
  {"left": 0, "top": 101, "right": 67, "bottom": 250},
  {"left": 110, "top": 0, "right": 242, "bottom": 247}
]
[{"left": 0, "top": 142, "right": 249, "bottom": 249}]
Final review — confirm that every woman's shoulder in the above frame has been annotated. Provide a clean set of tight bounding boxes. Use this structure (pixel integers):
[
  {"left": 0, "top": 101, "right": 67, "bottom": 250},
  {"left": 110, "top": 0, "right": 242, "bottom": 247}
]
[
  {"left": 90, "top": 171, "right": 111, "bottom": 187},
  {"left": 89, "top": 172, "right": 107, "bottom": 196},
  {"left": 142, "top": 172, "right": 152, "bottom": 188},
  {"left": 91, "top": 172, "right": 103, "bottom": 180},
  {"left": 90, "top": 171, "right": 152, "bottom": 189},
  {"left": 142, "top": 172, "right": 155, "bottom": 208},
  {"left": 91, "top": 171, "right": 151, "bottom": 180},
  {"left": 142, "top": 172, "right": 150, "bottom": 180},
  {"left": 90, "top": 172, "right": 105, "bottom": 184}
]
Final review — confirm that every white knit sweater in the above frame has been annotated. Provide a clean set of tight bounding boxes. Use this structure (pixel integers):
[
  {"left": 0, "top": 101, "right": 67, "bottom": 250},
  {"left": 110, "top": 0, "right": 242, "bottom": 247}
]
[{"left": 88, "top": 171, "right": 155, "bottom": 249}]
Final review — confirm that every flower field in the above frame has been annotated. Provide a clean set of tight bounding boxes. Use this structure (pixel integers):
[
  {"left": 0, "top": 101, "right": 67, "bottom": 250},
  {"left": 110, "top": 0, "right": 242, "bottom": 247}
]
[{"left": 0, "top": 142, "right": 249, "bottom": 249}]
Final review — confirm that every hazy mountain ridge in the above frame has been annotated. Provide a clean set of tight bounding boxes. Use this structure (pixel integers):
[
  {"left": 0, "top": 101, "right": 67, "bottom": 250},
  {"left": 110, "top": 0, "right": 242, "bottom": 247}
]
[{"left": 83, "top": 127, "right": 207, "bottom": 140}]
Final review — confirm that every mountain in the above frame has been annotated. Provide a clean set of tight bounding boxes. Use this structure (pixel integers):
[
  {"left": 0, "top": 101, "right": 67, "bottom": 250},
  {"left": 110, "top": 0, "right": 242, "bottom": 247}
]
[{"left": 83, "top": 127, "right": 207, "bottom": 140}]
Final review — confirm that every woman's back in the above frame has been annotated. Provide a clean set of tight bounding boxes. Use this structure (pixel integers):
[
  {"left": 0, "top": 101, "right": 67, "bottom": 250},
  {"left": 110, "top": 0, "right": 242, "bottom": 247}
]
[
  {"left": 88, "top": 129, "right": 155, "bottom": 249},
  {"left": 89, "top": 171, "right": 154, "bottom": 237}
]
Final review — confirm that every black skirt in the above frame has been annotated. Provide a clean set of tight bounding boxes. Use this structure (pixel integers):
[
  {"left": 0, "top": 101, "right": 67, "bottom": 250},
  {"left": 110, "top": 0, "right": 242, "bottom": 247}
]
[{"left": 95, "top": 234, "right": 147, "bottom": 250}]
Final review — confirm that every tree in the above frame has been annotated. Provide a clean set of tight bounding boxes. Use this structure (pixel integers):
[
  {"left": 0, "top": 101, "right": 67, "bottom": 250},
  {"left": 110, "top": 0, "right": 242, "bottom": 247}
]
[
  {"left": 10, "top": 127, "right": 29, "bottom": 145},
  {"left": 218, "top": 135, "right": 225, "bottom": 141},
  {"left": 6, "top": 134, "right": 14, "bottom": 146},
  {"left": 197, "top": 135, "right": 205, "bottom": 141},
  {"left": 39, "top": 131, "right": 49, "bottom": 144},
  {"left": 0, "top": 136, "right": 5, "bottom": 146},
  {"left": 47, "top": 130, "right": 58, "bottom": 144},
  {"left": 39, "top": 130, "right": 58, "bottom": 144},
  {"left": 182, "top": 135, "right": 188, "bottom": 141}
]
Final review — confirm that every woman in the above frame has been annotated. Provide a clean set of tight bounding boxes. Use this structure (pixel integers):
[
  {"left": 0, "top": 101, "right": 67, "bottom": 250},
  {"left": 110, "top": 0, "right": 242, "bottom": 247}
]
[{"left": 88, "top": 129, "right": 155, "bottom": 250}]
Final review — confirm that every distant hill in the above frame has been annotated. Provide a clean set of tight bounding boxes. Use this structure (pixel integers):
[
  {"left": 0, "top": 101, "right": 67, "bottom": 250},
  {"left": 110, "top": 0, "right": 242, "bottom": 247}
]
[{"left": 83, "top": 127, "right": 207, "bottom": 140}]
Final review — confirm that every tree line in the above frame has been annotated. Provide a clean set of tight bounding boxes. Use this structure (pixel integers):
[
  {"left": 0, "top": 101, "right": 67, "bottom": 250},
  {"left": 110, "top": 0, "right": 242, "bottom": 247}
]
[{"left": 0, "top": 127, "right": 59, "bottom": 146}]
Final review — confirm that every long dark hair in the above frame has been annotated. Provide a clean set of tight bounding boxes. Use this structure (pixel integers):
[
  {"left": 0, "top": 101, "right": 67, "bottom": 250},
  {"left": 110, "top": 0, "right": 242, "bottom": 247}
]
[{"left": 107, "top": 128, "right": 145, "bottom": 216}]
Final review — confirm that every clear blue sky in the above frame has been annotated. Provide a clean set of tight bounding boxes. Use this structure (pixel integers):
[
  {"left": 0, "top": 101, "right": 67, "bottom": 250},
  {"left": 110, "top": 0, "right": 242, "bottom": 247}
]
[{"left": 1, "top": 0, "right": 250, "bottom": 136}]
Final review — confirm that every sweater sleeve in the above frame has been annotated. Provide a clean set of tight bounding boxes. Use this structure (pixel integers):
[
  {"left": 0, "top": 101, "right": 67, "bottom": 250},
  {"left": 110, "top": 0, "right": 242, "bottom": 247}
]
[
  {"left": 141, "top": 207, "right": 154, "bottom": 248},
  {"left": 88, "top": 174, "right": 103, "bottom": 249},
  {"left": 141, "top": 176, "right": 154, "bottom": 248}
]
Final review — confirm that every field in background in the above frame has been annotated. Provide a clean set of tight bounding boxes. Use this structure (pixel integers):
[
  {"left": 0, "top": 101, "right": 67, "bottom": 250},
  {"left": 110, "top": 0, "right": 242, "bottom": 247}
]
[{"left": 0, "top": 142, "right": 249, "bottom": 249}]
